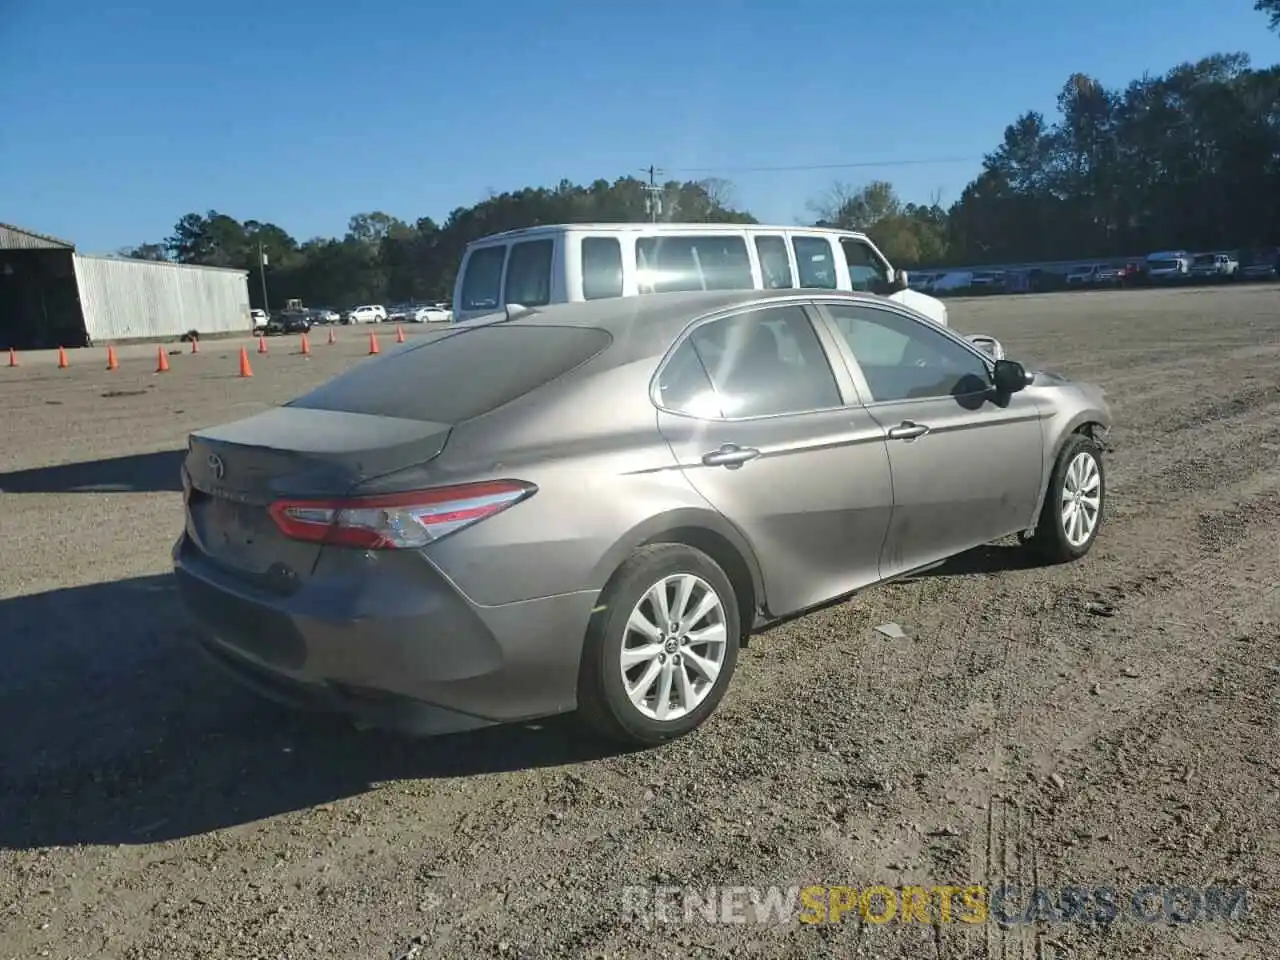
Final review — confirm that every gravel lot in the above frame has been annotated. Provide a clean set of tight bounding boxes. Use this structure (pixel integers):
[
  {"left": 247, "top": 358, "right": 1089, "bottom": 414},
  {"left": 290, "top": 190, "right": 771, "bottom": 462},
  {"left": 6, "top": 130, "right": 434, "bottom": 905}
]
[{"left": 2, "top": 288, "right": 1278, "bottom": 960}]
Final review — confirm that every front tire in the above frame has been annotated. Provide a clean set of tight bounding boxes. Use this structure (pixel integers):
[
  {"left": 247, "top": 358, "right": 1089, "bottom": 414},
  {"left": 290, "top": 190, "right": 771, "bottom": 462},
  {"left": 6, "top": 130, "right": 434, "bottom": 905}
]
[
  {"left": 1027, "top": 433, "right": 1106, "bottom": 564},
  {"left": 577, "top": 544, "right": 740, "bottom": 747}
]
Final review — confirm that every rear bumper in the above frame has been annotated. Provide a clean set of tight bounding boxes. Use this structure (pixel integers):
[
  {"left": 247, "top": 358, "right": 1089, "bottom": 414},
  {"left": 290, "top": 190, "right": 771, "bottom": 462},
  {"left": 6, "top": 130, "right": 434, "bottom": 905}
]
[{"left": 172, "top": 534, "right": 597, "bottom": 734}]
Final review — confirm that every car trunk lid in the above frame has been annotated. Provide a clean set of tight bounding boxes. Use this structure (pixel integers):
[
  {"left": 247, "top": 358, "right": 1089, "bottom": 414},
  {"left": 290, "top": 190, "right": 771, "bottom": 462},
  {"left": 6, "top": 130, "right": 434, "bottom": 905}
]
[{"left": 183, "top": 406, "right": 450, "bottom": 589}]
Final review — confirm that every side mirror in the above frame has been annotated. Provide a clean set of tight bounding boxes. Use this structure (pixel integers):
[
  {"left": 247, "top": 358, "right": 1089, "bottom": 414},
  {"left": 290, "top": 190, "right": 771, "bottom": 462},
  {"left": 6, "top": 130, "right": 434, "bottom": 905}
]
[
  {"left": 991, "top": 358, "right": 1029, "bottom": 394},
  {"left": 967, "top": 334, "right": 1006, "bottom": 360},
  {"left": 890, "top": 269, "right": 909, "bottom": 293}
]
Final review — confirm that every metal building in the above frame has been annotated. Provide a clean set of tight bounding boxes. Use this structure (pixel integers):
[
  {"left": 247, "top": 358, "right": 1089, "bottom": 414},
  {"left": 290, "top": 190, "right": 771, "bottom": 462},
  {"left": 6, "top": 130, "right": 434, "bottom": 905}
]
[{"left": 0, "top": 222, "right": 252, "bottom": 350}]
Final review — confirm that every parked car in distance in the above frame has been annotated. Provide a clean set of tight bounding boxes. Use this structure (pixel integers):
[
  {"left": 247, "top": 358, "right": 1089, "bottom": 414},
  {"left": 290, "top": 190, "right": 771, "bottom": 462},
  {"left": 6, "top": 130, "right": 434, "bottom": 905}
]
[
  {"left": 1189, "top": 252, "right": 1239, "bottom": 281},
  {"left": 386, "top": 304, "right": 415, "bottom": 323},
  {"left": 967, "top": 270, "right": 1006, "bottom": 293},
  {"left": 345, "top": 305, "right": 387, "bottom": 324},
  {"left": 1239, "top": 248, "right": 1279, "bottom": 280},
  {"left": 1065, "top": 264, "right": 1099, "bottom": 286},
  {"left": 266, "top": 311, "right": 311, "bottom": 335},
  {"left": 1145, "top": 250, "right": 1192, "bottom": 282},
  {"left": 251, "top": 309, "right": 269, "bottom": 335},
  {"left": 174, "top": 289, "right": 1111, "bottom": 747},
  {"left": 311, "top": 308, "right": 340, "bottom": 324},
  {"left": 413, "top": 303, "right": 453, "bottom": 323}
]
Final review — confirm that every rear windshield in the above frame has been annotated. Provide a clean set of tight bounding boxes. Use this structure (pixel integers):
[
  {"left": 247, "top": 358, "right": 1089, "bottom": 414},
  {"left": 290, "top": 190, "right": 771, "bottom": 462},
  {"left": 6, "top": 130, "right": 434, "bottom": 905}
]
[{"left": 289, "top": 325, "right": 612, "bottom": 422}]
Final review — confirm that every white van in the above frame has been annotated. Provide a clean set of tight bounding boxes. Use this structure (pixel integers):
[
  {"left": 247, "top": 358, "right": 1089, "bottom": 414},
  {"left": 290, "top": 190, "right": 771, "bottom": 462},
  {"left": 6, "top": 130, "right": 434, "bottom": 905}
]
[{"left": 451, "top": 223, "right": 949, "bottom": 327}]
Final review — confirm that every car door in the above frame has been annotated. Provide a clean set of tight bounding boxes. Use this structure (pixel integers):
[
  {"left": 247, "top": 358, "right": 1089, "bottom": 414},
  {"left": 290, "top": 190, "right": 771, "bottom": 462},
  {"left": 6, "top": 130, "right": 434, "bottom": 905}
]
[
  {"left": 813, "top": 299, "right": 1046, "bottom": 578},
  {"left": 655, "top": 301, "right": 894, "bottom": 617}
]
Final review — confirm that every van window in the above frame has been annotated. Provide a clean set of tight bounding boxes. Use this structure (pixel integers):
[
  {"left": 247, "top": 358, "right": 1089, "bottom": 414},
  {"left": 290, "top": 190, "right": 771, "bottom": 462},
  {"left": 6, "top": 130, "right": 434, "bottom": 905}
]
[
  {"left": 839, "top": 237, "right": 889, "bottom": 291},
  {"left": 792, "top": 236, "right": 838, "bottom": 289},
  {"left": 581, "top": 237, "right": 623, "bottom": 300},
  {"left": 504, "top": 239, "right": 553, "bottom": 306},
  {"left": 459, "top": 246, "right": 507, "bottom": 312},
  {"left": 636, "top": 235, "right": 753, "bottom": 293},
  {"left": 755, "top": 236, "right": 794, "bottom": 289}
]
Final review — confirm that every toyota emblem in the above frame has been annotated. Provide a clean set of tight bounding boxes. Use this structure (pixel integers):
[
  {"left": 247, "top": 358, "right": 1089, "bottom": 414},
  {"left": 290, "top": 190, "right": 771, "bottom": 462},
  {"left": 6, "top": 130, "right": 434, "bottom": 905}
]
[{"left": 207, "top": 453, "right": 225, "bottom": 480}]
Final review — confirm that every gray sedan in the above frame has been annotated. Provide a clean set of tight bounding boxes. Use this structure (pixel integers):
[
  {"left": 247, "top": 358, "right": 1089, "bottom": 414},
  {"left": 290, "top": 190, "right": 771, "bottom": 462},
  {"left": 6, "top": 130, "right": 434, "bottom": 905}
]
[{"left": 173, "top": 289, "right": 1111, "bottom": 746}]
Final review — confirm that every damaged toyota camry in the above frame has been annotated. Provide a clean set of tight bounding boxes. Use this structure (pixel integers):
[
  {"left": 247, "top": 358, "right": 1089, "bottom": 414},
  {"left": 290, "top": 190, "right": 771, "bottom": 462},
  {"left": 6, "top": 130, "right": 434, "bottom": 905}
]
[{"left": 174, "top": 289, "right": 1111, "bottom": 746}]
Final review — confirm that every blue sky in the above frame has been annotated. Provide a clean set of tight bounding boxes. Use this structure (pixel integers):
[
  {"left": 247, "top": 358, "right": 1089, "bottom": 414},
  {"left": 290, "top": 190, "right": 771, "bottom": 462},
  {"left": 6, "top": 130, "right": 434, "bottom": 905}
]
[{"left": 1, "top": 0, "right": 1275, "bottom": 254}]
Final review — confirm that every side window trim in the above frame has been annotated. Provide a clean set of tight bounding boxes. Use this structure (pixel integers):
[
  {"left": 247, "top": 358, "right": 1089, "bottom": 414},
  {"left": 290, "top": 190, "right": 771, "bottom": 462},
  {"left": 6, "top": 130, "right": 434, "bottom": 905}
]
[
  {"left": 650, "top": 300, "right": 862, "bottom": 421},
  {"left": 809, "top": 298, "right": 995, "bottom": 406}
]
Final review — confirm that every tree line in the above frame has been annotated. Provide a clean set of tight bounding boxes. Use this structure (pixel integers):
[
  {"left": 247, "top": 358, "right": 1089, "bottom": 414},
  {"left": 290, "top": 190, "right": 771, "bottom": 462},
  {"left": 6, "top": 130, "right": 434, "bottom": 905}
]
[{"left": 123, "top": 44, "right": 1280, "bottom": 308}]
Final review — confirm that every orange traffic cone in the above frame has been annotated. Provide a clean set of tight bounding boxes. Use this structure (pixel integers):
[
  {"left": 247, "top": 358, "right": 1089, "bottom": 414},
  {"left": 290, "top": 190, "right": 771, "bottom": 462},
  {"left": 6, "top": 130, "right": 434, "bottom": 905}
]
[
  {"left": 300, "top": 333, "right": 310, "bottom": 356},
  {"left": 57, "top": 346, "right": 69, "bottom": 369},
  {"left": 238, "top": 346, "right": 253, "bottom": 378},
  {"left": 326, "top": 327, "right": 336, "bottom": 345},
  {"left": 155, "top": 346, "right": 169, "bottom": 373},
  {"left": 368, "top": 331, "right": 379, "bottom": 355},
  {"left": 8, "top": 347, "right": 17, "bottom": 367},
  {"left": 395, "top": 325, "right": 405, "bottom": 344},
  {"left": 258, "top": 335, "right": 268, "bottom": 355},
  {"left": 106, "top": 346, "right": 118, "bottom": 370}
]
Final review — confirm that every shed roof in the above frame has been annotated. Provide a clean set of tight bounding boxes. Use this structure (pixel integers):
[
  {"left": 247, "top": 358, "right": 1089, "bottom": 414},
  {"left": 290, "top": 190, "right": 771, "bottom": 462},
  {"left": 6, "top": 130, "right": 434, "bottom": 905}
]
[{"left": 0, "top": 222, "right": 76, "bottom": 250}]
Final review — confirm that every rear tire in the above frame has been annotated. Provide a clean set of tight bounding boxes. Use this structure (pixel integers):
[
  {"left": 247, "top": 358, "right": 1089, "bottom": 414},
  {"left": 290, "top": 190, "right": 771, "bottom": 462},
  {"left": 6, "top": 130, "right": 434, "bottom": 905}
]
[
  {"left": 1027, "top": 433, "right": 1106, "bottom": 564},
  {"left": 577, "top": 544, "right": 740, "bottom": 747}
]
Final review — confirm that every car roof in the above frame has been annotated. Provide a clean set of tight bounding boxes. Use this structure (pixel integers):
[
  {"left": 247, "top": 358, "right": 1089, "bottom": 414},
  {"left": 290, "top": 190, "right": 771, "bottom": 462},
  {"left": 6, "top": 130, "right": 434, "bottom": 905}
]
[
  {"left": 467, "top": 222, "right": 872, "bottom": 244},
  {"left": 466, "top": 289, "right": 898, "bottom": 362}
]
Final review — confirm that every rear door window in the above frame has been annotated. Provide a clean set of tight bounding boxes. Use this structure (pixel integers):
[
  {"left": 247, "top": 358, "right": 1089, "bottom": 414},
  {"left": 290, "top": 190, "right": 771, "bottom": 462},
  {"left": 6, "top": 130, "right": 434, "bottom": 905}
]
[
  {"left": 677, "top": 305, "right": 842, "bottom": 418},
  {"left": 581, "top": 237, "right": 623, "bottom": 300},
  {"left": 636, "top": 235, "right": 753, "bottom": 293},
  {"left": 791, "top": 236, "right": 838, "bottom": 289},
  {"left": 655, "top": 339, "right": 722, "bottom": 418},
  {"left": 504, "top": 239, "right": 553, "bottom": 306},
  {"left": 291, "top": 325, "right": 612, "bottom": 422},
  {"left": 459, "top": 246, "right": 507, "bottom": 312}
]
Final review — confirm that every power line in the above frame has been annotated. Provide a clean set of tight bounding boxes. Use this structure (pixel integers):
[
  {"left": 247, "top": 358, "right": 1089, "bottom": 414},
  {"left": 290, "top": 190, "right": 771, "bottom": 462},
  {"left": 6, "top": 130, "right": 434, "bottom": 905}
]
[{"left": 663, "top": 156, "right": 982, "bottom": 175}]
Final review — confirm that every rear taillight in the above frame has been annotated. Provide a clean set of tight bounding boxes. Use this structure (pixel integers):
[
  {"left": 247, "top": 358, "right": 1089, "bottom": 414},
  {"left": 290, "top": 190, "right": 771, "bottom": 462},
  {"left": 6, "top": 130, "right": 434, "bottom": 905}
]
[{"left": 268, "top": 480, "right": 535, "bottom": 549}]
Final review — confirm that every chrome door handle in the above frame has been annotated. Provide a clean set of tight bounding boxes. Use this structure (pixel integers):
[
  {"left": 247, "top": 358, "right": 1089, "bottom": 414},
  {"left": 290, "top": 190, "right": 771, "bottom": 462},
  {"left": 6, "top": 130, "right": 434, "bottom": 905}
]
[
  {"left": 701, "top": 444, "right": 761, "bottom": 468},
  {"left": 887, "top": 421, "right": 930, "bottom": 441}
]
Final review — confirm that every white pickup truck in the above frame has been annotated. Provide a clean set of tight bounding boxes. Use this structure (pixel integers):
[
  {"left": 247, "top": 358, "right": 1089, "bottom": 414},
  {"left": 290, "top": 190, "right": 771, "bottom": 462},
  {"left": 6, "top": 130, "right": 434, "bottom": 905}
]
[{"left": 1188, "top": 252, "right": 1239, "bottom": 281}]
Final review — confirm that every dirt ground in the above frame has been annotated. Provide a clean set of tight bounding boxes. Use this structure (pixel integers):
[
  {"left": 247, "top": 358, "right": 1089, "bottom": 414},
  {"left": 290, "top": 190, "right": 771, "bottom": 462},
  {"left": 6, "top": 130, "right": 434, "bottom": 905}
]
[{"left": 1, "top": 288, "right": 1277, "bottom": 960}]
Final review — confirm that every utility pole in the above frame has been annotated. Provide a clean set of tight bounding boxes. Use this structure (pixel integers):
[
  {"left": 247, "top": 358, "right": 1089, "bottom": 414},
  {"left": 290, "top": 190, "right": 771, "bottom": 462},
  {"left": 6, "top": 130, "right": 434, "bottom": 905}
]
[
  {"left": 258, "top": 240, "right": 270, "bottom": 315},
  {"left": 641, "top": 165, "right": 665, "bottom": 222}
]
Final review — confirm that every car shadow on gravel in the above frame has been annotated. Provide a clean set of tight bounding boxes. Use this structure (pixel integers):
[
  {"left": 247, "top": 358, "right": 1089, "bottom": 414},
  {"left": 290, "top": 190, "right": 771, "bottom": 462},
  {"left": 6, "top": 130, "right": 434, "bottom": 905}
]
[
  {"left": 907, "top": 542, "right": 1041, "bottom": 579},
  {"left": 0, "top": 449, "right": 185, "bottom": 493},
  {"left": 0, "top": 574, "right": 626, "bottom": 850}
]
